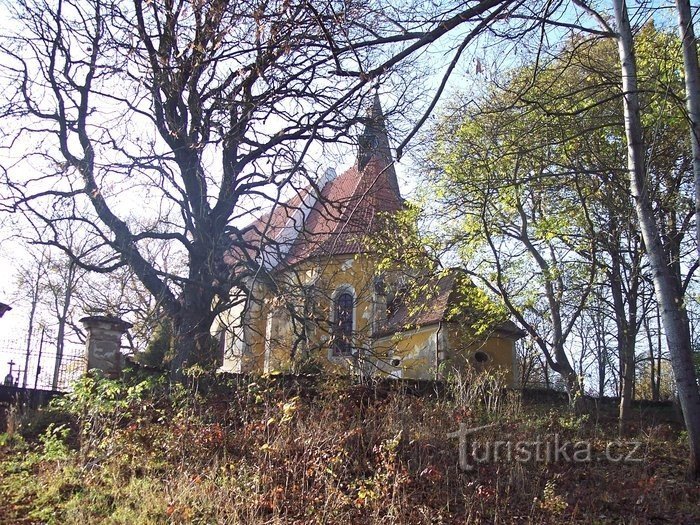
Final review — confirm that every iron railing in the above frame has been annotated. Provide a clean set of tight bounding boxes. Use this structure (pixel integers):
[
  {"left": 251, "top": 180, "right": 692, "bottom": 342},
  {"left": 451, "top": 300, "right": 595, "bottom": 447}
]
[{"left": 0, "top": 328, "right": 84, "bottom": 392}]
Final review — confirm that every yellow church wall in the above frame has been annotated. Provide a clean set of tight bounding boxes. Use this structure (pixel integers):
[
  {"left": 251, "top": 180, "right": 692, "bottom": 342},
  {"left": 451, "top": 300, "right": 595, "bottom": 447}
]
[
  {"left": 251, "top": 309, "right": 268, "bottom": 371},
  {"left": 216, "top": 301, "right": 245, "bottom": 373},
  {"left": 224, "top": 253, "right": 379, "bottom": 375},
  {"left": 216, "top": 301, "right": 250, "bottom": 373},
  {"left": 373, "top": 326, "right": 439, "bottom": 380},
  {"left": 445, "top": 323, "right": 515, "bottom": 386},
  {"left": 215, "top": 254, "right": 517, "bottom": 383},
  {"left": 243, "top": 290, "right": 269, "bottom": 372},
  {"left": 372, "top": 323, "right": 516, "bottom": 384},
  {"left": 292, "top": 254, "right": 377, "bottom": 374},
  {"left": 214, "top": 282, "right": 270, "bottom": 373}
]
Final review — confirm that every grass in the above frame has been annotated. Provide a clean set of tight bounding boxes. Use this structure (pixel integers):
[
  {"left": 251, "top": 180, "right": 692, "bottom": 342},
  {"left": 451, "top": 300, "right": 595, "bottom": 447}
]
[{"left": 0, "top": 371, "right": 698, "bottom": 524}]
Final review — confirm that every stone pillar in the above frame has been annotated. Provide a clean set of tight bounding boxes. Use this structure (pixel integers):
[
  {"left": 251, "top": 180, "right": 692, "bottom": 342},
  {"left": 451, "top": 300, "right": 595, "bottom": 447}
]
[{"left": 80, "top": 316, "right": 132, "bottom": 378}]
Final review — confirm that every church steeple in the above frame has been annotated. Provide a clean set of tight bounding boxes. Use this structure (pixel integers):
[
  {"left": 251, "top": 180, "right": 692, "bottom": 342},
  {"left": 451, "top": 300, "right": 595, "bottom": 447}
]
[{"left": 357, "top": 91, "right": 401, "bottom": 197}]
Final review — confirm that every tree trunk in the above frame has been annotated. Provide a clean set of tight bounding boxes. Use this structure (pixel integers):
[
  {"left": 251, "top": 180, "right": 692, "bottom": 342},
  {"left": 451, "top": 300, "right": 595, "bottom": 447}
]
[
  {"left": 618, "top": 330, "right": 636, "bottom": 436},
  {"left": 549, "top": 338, "right": 583, "bottom": 409},
  {"left": 170, "top": 311, "right": 216, "bottom": 381},
  {"left": 23, "top": 268, "right": 42, "bottom": 388},
  {"left": 614, "top": 0, "right": 700, "bottom": 478},
  {"left": 593, "top": 307, "right": 607, "bottom": 399},
  {"left": 514, "top": 199, "right": 585, "bottom": 408},
  {"left": 543, "top": 356, "right": 550, "bottom": 390},
  {"left": 656, "top": 307, "right": 663, "bottom": 401},
  {"left": 644, "top": 306, "right": 663, "bottom": 402},
  {"left": 609, "top": 230, "right": 639, "bottom": 436},
  {"left": 675, "top": 0, "right": 700, "bottom": 260},
  {"left": 643, "top": 313, "right": 658, "bottom": 402},
  {"left": 52, "top": 259, "right": 76, "bottom": 391},
  {"left": 169, "top": 262, "right": 219, "bottom": 380}
]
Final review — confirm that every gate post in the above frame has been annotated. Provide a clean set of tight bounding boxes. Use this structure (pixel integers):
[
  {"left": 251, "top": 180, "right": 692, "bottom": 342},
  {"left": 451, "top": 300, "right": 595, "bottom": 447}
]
[{"left": 80, "top": 316, "right": 132, "bottom": 378}]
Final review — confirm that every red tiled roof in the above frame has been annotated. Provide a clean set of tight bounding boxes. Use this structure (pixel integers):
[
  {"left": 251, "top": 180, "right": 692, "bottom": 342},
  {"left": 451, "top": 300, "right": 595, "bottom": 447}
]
[
  {"left": 227, "top": 92, "right": 404, "bottom": 269},
  {"left": 374, "top": 271, "right": 460, "bottom": 338},
  {"left": 375, "top": 269, "right": 525, "bottom": 339},
  {"left": 288, "top": 157, "right": 403, "bottom": 264},
  {"left": 230, "top": 154, "right": 404, "bottom": 269}
]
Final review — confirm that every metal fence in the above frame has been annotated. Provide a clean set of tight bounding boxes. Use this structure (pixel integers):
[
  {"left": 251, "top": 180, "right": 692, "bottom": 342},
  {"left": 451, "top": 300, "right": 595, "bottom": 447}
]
[{"left": 0, "top": 328, "right": 84, "bottom": 392}]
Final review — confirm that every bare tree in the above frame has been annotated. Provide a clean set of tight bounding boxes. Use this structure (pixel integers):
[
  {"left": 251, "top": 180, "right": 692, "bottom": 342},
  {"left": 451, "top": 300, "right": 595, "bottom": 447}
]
[
  {"left": 0, "top": 0, "right": 520, "bottom": 378},
  {"left": 13, "top": 248, "right": 49, "bottom": 387}
]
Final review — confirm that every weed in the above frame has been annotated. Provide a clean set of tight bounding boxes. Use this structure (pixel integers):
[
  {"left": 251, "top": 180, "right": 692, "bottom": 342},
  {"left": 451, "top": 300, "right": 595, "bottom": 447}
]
[
  {"left": 39, "top": 423, "right": 70, "bottom": 461},
  {"left": 0, "top": 374, "right": 697, "bottom": 524}
]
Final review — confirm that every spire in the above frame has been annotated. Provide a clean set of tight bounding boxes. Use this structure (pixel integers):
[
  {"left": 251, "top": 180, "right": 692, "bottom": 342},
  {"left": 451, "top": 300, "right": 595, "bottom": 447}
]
[{"left": 357, "top": 91, "right": 401, "bottom": 197}]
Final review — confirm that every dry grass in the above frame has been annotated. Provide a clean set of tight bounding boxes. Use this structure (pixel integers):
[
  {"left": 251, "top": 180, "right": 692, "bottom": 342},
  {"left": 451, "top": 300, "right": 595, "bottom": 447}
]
[{"left": 0, "top": 371, "right": 698, "bottom": 524}]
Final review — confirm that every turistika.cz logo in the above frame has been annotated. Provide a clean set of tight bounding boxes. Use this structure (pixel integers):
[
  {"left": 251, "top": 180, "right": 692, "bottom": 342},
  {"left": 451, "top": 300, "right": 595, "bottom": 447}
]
[{"left": 447, "top": 423, "right": 642, "bottom": 471}]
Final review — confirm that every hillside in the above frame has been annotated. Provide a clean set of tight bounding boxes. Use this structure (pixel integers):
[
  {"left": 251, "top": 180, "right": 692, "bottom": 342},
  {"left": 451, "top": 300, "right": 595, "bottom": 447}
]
[{"left": 1, "top": 372, "right": 698, "bottom": 524}]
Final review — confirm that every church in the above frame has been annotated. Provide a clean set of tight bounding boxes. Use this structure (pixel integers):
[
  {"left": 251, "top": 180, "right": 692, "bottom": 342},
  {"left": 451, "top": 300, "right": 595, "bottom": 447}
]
[{"left": 214, "top": 95, "right": 523, "bottom": 384}]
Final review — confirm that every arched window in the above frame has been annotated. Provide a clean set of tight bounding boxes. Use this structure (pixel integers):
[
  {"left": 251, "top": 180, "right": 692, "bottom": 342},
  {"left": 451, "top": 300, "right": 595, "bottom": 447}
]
[{"left": 332, "top": 291, "right": 354, "bottom": 356}]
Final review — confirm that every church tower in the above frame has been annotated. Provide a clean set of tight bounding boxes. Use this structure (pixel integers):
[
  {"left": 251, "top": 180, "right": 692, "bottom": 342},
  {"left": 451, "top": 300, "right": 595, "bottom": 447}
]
[{"left": 356, "top": 92, "right": 402, "bottom": 200}]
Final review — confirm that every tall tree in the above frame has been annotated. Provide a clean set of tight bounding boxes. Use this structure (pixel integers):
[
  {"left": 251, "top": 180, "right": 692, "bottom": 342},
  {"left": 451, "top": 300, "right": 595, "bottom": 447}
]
[
  {"left": 428, "top": 91, "right": 599, "bottom": 404},
  {"left": 14, "top": 249, "right": 49, "bottom": 387},
  {"left": 428, "top": 22, "right": 695, "bottom": 420},
  {"left": 610, "top": 0, "right": 700, "bottom": 478},
  {"left": 0, "top": 0, "right": 518, "bottom": 378},
  {"left": 674, "top": 0, "right": 700, "bottom": 260}
]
